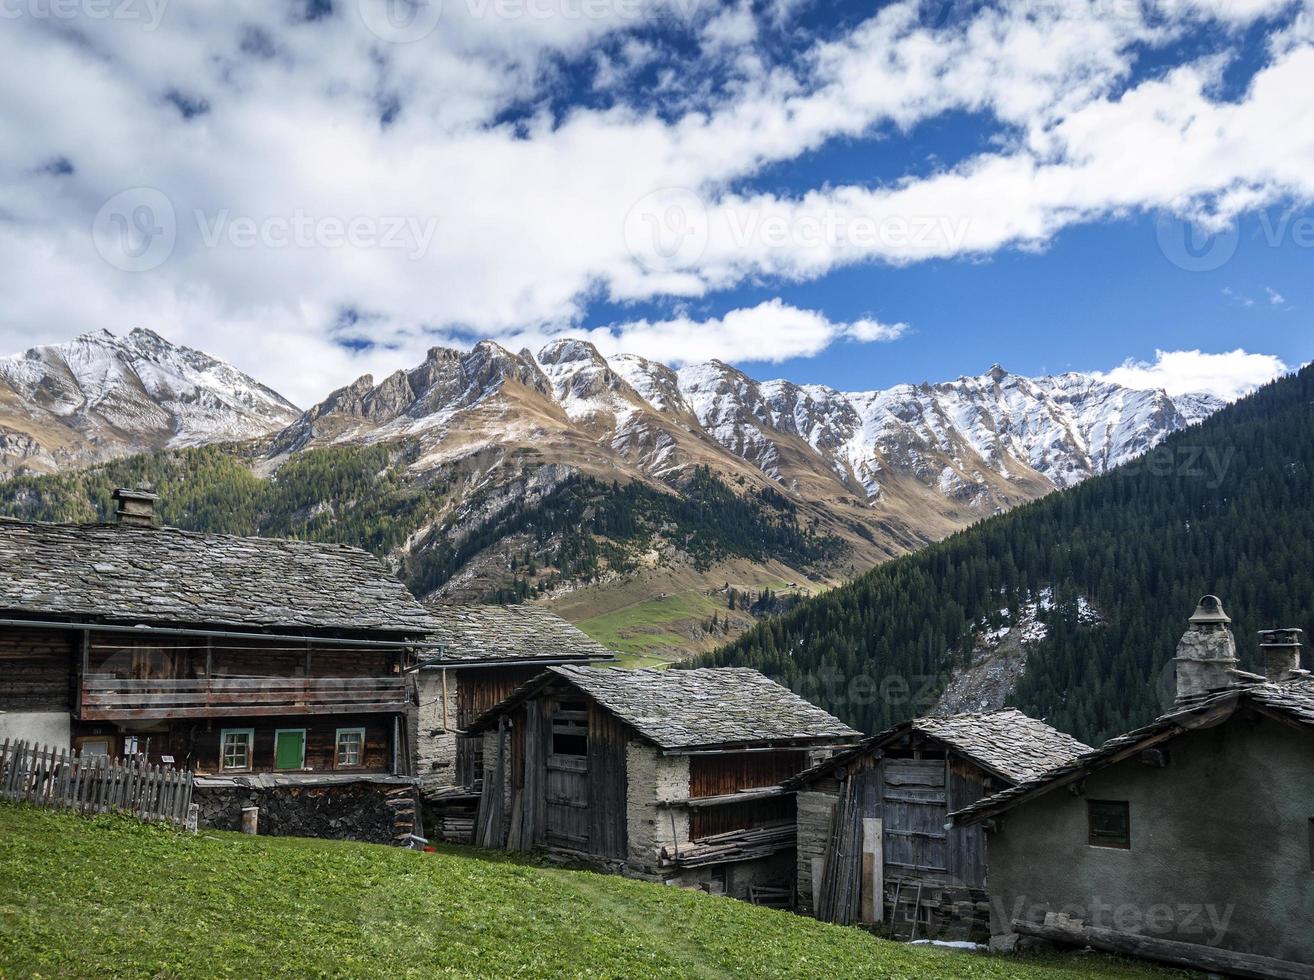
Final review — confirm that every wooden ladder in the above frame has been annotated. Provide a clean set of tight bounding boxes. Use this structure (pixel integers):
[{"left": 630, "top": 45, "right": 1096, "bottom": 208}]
[{"left": 889, "top": 881, "right": 925, "bottom": 941}]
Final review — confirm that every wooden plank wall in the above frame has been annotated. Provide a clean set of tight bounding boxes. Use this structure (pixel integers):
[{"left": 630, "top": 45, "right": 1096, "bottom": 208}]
[
  {"left": 881, "top": 758, "right": 949, "bottom": 884},
  {"left": 87, "top": 637, "right": 397, "bottom": 679},
  {"left": 183, "top": 714, "right": 392, "bottom": 774},
  {"left": 0, "top": 628, "right": 74, "bottom": 710},
  {"left": 456, "top": 667, "right": 543, "bottom": 727},
  {"left": 586, "top": 704, "right": 628, "bottom": 859},
  {"left": 691, "top": 796, "right": 793, "bottom": 840},
  {"left": 945, "top": 757, "right": 989, "bottom": 889},
  {"left": 688, "top": 751, "right": 807, "bottom": 798},
  {"left": 455, "top": 667, "right": 543, "bottom": 787}
]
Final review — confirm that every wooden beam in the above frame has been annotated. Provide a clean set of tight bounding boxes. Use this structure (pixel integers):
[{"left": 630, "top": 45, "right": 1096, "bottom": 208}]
[{"left": 1012, "top": 918, "right": 1314, "bottom": 980}]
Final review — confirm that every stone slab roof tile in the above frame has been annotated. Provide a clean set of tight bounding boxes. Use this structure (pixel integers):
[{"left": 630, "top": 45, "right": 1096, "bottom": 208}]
[
  {"left": 470, "top": 665, "right": 860, "bottom": 750},
  {"left": 0, "top": 518, "right": 435, "bottom": 634},
  {"left": 419, "top": 604, "right": 615, "bottom": 664}
]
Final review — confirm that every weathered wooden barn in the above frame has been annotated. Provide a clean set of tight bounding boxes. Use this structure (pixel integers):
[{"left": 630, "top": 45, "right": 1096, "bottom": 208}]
[
  {"left": 0, "top": 487, "right": 438, "bottom": 843},
  {"left": 411, "top": 604, "right": 613, "bottom": 842},
  {"left": 467, "top": 665, "right": 859, "bottom": 901},
  {"left": 950, "top": 600, "right": 1314, "bottom": 977},
  {"left": 789, "top": 709, "right": 1090, "bottom": 939}
]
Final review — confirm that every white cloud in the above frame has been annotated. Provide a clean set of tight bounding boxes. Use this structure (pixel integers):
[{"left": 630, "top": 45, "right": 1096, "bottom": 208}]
[
  {"left": 572, "top": 300, "right": 906, "bottom": 365},
  {"left": 1266, "top": 285, "right": 1287, "bottom": 304},
  {"left": 0, "top": 0, "right": 1309, "bottom": 399},
  {"left": 1096, "top": 348, "right": 1289, "bottom": 400}
]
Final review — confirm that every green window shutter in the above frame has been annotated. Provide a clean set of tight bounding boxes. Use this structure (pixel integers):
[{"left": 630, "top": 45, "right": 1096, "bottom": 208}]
[{"left": 275, "top": 730, "right": 305, "bottom": 770}]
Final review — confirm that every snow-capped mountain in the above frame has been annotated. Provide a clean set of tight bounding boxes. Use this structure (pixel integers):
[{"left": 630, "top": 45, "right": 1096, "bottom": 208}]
[
  {"left": 0, "top": 328, "right": 1222, "bottom": 544},
  {"left": 274, "top": 337, "right": 1221, "bottom": 532},
  {"left": 676, "top": 360, "right": 1222, "bottom": 503},
  {"left": 0, "top": 329, "right": 299, "bottom": 476}
]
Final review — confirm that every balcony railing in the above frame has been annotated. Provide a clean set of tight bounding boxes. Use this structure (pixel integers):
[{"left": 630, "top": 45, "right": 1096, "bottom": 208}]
[{"left": 79, "top": 675, "right": 409, "bottom": 720}]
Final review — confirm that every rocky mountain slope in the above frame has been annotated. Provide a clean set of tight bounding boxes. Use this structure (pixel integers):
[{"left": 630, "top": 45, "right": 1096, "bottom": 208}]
[
  {"left": 698, "top": 366, "right": 1312, "bottom": 744},
  {"left": 0, "top": 329, "right": 1222, "bottom": 661},
  {"left": 0, "top": 329, "right": 299, "bottom": 476}
]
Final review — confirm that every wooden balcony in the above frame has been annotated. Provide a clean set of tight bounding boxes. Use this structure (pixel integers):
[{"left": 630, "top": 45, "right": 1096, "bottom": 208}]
[{"left": 79, "top": 675, "right": 409, "bottom": 721}]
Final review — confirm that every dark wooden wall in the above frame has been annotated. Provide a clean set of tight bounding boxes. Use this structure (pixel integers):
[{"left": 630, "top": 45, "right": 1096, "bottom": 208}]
[
  {"left": 586, "top": 703, "right": 628, "bottom": 859},
  {"left": 691, "top": 796, "right": 794, "bottom": 839},
  {"left": 945, "top": 757, "right": 989, "bottom": 889},
  {"left": 689, "top": 751, "right": 807, "bottom": 798},
  {"left": 455, "top": 666, "right": 543, "bottom": 787},
  {"left": 190, "top": 713, "right": 393, "bottom": 774},
  {"left": 687, "top": 750, "right": 806, "bottom": 839},
  {"left": 85, "top": 637, "right": 397, "bottom": 679},
  {"left": 0, "top": 627, "right": 74, "bottom": 711},
  {"left": 68, "top": 713, "right": 395, "bottom": 773}
]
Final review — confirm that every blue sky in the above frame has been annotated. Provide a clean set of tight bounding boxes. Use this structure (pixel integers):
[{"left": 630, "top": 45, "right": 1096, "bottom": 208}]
[{"left": 1, "top": 0, "right": 1311, "bottom": 404}]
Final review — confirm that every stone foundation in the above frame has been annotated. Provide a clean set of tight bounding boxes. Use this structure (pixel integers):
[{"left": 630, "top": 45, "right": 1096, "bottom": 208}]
[{"left": 194, "top": 780, "right": 417, "bottom": 845}]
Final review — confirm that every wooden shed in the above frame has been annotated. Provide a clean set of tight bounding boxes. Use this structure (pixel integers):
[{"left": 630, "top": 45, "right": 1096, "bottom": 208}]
[
  {"left": 467, "top": 665, "right": 859, "bottom": 902},
  {"left": 788, "top": 709, "right": 1089, "bottom": 939},
  {"left": 411, "top": 604, "right": 614, "bottom": 842}
]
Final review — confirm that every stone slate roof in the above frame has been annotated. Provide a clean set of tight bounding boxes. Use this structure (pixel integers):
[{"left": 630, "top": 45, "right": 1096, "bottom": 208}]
[
  {"left": 469, "top": 665, "right": 861, "bottom": 751},
  {"left": 785, "top": 709, "right": 1092, "bottom": 790},
  {"left": 0, "top": 518, "right": 436, "bottom": 634},
  {"left": 419, "top": 604, "right": 615, "bottom": 665},
  {"left": 950, "top": 681, "right": 1314, "bottom": 826}
]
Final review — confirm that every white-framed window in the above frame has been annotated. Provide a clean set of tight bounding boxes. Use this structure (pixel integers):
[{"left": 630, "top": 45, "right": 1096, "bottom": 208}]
[
  {"left": 77, "top": 738, "right": 111, "bottom": 758},
  {"left": 335, "top": 728, "right": 366, "bottom": 769},
  {"left": 220, "top": 728, "right": 255, "bottom": 771}
]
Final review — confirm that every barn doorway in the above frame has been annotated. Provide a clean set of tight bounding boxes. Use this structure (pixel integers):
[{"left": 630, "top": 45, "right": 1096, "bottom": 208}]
[{"left": 545, "top": 699, "right": 589, "bottom": 850}]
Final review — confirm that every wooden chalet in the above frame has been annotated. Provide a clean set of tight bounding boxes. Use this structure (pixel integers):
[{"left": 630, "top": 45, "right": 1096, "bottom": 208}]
[
  {"left": 788, "top": 709, "right": 1090, "bottom": 939},
  {"left": 411, "top": 604, "right": 614, "bottom": 842},
  {"left": 466, "top": 665, "right": 859, "bottom": 902},
  {"left": 0, "top": 487, "right": 439, "bottom": 842},
  {"left": 949, "top": 602, "right": 1314, "bottom": 977}
]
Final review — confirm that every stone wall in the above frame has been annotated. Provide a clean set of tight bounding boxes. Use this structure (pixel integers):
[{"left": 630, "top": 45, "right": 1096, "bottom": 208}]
[
  {"left": 415, "top": 670, "right": 460, "bottom": 792},
  {"left": 795, "top": 789, "right": 838, "bottom": 916},
  {"left": 625, "top": 741, "right": 689, "bottom": 874},
  {"left": 194, "top": 781, "right": 416, "bottom": 846}
]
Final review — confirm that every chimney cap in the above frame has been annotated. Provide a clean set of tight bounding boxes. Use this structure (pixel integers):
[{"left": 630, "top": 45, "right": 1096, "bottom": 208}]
[
  {"left": 112, "top": 485, "right": 160, "bottom": 503},
  {"left": 1259, "top": 628, "right": 1303, "bottom": 647},
  {"left": 1189, "top": 595, "right": 1231, "bottom": 627}
]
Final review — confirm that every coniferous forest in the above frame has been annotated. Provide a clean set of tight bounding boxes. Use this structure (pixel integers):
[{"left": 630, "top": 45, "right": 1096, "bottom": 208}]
[{"left": 696, "top": 366, "right": 1314, "bottom": 745}]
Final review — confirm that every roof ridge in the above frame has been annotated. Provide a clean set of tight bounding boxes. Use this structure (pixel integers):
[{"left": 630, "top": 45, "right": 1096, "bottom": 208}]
[{"left": 0, "top": 517, "right": 378, "bottom": 558}]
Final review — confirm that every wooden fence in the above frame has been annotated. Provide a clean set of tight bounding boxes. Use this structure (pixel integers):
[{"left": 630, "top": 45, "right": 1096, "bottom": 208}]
[{"left": 0, "top": 739, "right": 195, "bottom": 828}]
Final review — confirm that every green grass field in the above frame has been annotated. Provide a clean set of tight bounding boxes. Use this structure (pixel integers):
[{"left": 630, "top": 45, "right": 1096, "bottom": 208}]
[
  {"left": 0, "top": 804, "right": 1189, "bottom": 979},
  {"left": 575, "top": 591, "right": 725, "bottom": 666}
]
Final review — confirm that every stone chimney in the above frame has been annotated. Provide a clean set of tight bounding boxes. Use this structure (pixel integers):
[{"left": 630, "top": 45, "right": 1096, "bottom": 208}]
[
  {"left": 112, "top": 485, "right": 160, "bottom": 528},
  {"left": 1259, "top": 628, "right": 1305, "bottom": 685},
  {"left": 1173, "top": 595, "right": 1238, "bottom": 703}
]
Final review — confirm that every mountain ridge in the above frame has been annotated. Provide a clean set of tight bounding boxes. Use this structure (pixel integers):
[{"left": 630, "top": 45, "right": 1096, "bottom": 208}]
[{"left": 0, "top": 328, "right": 1227, "bottom": 662}]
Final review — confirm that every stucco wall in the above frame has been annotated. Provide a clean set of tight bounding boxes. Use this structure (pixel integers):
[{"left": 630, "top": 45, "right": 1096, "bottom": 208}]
[
  {"left": 415, "top": 670, "right": 460, "bottom": 791},
  {"left": 0, "top": 711, "right": 70, "bottom": 749},
  {"left": 795, "top": 789, "right": 838, "bottom": 916},
  {"left": 625, "top": 741, "right": 689, "bottom": 873},
  {"left": 985, "top": 715, "right": 1314, "bottom": 965}
]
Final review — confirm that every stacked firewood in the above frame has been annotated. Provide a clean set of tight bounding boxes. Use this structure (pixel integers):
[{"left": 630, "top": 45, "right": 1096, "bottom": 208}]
[{"left": 660, "top": 822, "right": 793, "bottom": 868}]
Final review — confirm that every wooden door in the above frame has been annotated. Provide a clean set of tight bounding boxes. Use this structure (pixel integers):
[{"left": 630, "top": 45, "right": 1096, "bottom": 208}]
[
  {"left": 545, "top": 700, "right": 589, "bottom": 850},
  {"left": 946, "top": 759, "right": 988, "bottom": 889},
  {"left": 881, "top": 759, "right": 948, "bottom": 882}
]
